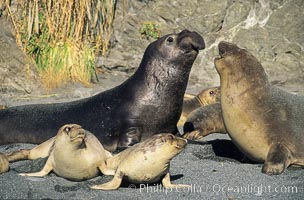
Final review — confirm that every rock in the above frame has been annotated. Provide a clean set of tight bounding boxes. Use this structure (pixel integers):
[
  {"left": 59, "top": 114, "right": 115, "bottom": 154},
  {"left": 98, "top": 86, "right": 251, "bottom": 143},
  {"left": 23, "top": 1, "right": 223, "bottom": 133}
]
[
  {"left": 0, "top": 17, "right": 41, "bottom": 104},
  {"left": 100, "top": 0, "right": 304, "bottom": 94}
]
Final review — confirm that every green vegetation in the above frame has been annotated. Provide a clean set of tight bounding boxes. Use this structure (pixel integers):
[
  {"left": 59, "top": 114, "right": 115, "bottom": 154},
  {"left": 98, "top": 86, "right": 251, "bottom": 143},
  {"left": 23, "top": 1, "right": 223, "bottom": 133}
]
[
  {"left": 139, "top": 21, "right": 161, "bottom": 40},
  {"left": 5, "top": 0, "right": 115, "bottom": 90}
]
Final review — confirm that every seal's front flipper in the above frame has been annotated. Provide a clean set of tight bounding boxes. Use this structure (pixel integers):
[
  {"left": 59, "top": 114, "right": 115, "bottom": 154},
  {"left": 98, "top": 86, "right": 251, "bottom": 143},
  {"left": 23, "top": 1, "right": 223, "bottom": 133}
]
[
  {"left": 117, "top": 127, "right": 141, "bottom": 149},
  {"left": 19, "top": 156, "right": 53, "bottom": 177},
  {"left": 262, "top": 143, "right": 292, "bottom": 175},
  {"left": 162, "top": 172, "right": 190, "bottom": 189},
  {"left": 91, "top": 170, "right": 123, "bottom": 190},
  {"left": 183, "top": 130, "right": 204, "bottom": 141},
  {"left": 5, "top": 137, "right": 55, "bottom": 162}
]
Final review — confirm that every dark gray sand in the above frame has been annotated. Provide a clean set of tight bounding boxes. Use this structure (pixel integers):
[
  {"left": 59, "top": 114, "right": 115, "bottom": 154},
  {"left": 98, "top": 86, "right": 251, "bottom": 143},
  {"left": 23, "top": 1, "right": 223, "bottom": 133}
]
[{"left": 1, "top": 133, "right": 303, "bottom": 200}]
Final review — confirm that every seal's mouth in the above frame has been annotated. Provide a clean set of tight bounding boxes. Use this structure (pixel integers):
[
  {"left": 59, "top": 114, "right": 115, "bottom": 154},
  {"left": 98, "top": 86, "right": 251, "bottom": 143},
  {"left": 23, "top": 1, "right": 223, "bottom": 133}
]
[
  {"left": 70, "top": 131, "right": 86, "bottom": 142},
  {"left": 175, "top": 137, "right": 187, "bottom": 149}
]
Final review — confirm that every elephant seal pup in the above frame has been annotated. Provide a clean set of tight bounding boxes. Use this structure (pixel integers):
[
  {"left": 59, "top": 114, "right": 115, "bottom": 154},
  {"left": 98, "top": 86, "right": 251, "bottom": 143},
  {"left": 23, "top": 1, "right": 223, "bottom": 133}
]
[
  {"left": 215, "top": 41, "right": 304, "bottom": 175},
  {"left": 183, "top": 103, "right": 226, "bottom": 141},
  {"left": 177, "top": 86, "right": 220, "bottom": 127},
  {"left": 0, "top": 153, "right": 9, "bottom": 174},
  {"left": 0, "top": 30, "right": 205, "bottom": 151},
  {"left": 91, "top": 134, "right": 189, "bottom": 190},
  {"left": 19, "top": 124, "right": 114, "bottom": 181}
]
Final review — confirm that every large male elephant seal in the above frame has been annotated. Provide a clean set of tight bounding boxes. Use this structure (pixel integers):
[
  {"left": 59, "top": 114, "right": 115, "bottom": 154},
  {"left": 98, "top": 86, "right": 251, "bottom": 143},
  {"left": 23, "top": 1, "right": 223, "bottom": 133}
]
[
  {"left": 215, "top": 41, "right": 304, "bottom": 175},
  {"left": 0, "top": 30, "right": 205, "bottom": 151}
]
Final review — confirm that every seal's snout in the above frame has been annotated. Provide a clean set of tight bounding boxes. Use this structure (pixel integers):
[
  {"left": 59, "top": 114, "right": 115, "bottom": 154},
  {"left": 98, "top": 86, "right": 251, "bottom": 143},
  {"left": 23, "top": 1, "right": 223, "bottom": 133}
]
[
  {"left": 178, "top": 30, "right": 205, "bottom": 52},
  {"left": 218, "top": 41, "right": 239, "bottom": 57},
  {"left": 175, "top": 137, "right": 187, "bottom": 149}
]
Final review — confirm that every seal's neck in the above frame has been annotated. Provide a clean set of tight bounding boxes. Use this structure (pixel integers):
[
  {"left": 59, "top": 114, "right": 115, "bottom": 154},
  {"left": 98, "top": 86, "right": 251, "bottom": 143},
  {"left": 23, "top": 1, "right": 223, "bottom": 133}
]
[{"left": 123, "top": 58, "right": 191, "bottom": 105}]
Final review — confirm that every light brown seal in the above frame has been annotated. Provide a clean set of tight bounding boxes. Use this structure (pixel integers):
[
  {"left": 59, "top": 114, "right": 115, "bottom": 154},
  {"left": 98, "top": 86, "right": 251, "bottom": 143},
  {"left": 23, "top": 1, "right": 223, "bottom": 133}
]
[
  {"left": 177, "top": 86, "right": 220, "bottom": 127},
  {"left": 183, "top": 103, "right": 226, "bottom": 141},
  {"left": 0, "top": 153, "right": 9, "bottom": 174},
  {"left": 17, "top": 124, "right": 114, "bottom": 181},
  {"left": 91, "top": 134, "right": 189, "bottom": 190},
  {"left": 215, "top": 41, "right": 304, "bottom": 175}
]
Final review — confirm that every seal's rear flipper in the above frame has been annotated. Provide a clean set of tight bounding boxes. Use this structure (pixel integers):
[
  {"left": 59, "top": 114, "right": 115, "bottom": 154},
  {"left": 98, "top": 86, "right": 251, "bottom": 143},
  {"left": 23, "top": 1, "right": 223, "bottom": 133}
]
[
  {"left": 0, "top": 153, "right": 9, "bottom": 174},
  {"left": 262, "top": 143, "right": 292, "bottom": 175},
  {"left": 5, "top": 137, "right": 55, "bottom": 162},
  {"left": 91, "top": 170, "right": 123, "bottom": 190}
]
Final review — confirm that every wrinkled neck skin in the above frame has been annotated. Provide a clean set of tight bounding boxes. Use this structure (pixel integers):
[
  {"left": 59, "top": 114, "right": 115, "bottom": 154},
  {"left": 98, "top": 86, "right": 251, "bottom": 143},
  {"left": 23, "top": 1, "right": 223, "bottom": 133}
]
[
  {"left": 220, "top": 70, "right": 270, "bottom": 103},
  {"left": 133, "top": 58, "right": 191, "bottom": 104}
]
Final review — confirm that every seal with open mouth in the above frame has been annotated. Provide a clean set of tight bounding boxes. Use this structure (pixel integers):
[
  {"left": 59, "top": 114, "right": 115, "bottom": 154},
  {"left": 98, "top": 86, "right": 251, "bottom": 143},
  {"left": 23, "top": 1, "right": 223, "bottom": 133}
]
[
  {"left": 0, "top": 30, "right": 205, "bottom": 152},
  {"left": 215, "top": 41, "right": 304, "bottom": 175}
]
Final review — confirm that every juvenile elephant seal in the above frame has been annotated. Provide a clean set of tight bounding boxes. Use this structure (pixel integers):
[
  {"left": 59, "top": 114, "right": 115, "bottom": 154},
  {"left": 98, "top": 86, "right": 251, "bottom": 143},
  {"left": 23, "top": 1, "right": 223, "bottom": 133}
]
[
  {"left": 177, "top": 86, "right": 220, "bottom": 127},
  {"left": 0, "top": 30, "right": 205, "bottom": 151},
  {"left": 183, "top": 103, "right": 226, "bottom": 141},
  {"left": 91, "top": 134, "right": 189, "bottom": 190},
  {"left": 0, "top": 153, "right": 9, "bottom": 174},
  {"left": 18, "top": 124, "right": 114, "bottom": 181},
  {"left": 215, "top": 41, "right": 304, "bottom": 175}
]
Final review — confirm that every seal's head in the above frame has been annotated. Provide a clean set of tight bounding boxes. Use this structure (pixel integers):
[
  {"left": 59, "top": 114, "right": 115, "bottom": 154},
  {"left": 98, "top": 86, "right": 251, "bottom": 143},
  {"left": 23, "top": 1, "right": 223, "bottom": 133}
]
[
  {"left": 57, "top": 124, "right": 86, "bottom": 147},
  {"left": 197, "top": 87, "right": 221, "bottom": 106},
  {"left": 140, "top": 29, "right": 205, "bottom": 76},
  {"left": 214, "top": 41, "right": 268, "bottom": 86},
  {"left": 144, "top": 133, "right": 187, "bottom": 160}
]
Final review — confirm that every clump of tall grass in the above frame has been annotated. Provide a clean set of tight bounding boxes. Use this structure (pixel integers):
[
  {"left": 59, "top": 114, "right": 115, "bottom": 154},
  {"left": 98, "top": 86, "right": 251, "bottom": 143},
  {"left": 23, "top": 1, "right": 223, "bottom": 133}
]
[{"left": 5, "top": 0, "right": 115, "bottom": 90}]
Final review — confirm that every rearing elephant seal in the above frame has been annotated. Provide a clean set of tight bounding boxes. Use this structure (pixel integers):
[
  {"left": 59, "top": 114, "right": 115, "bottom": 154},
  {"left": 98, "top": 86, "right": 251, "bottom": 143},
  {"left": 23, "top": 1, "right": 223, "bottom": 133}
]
[
  {"left": 0, "top": 30, "right": 205, "bottom": 151},
  {"left": 91, "top": 134, "right": 189, "bottom": 190},
  {"left": 18, "top": 124, "right": 114, "bottom": 181},
  {"left": 215, "top": 41, "right": 304, "bottom": 175},
  {"left": 177, "top": 87, "right": 220, "bottom": 127}
]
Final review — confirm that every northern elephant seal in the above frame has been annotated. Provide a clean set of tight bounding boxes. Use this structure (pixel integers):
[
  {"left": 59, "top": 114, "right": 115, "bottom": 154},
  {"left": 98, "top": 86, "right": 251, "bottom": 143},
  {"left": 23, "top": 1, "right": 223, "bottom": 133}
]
[
  {"left": 183, "top": 103, "right": 226, "bottom": 141},
  {"left": 177, "top": 86, "right": 220, "bottom": 127},
  {"left": 215, "top": 41, "right": 304, "bottom": 175},
  {"left": 0, "top": 30, "right": 205, "bottom": 151},
  {"left": 18, "top": 124, "right": 114, "bottom": 181},
  {"left": 91, "top": 134, "right": 189, "bottom": 190}
]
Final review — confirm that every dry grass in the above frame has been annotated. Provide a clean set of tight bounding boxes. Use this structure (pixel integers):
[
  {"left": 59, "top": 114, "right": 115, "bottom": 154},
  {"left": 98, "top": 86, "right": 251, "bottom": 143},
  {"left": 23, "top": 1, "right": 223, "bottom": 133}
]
[{"left": 5, "top": 0, "right": 115, "bottom": 90}]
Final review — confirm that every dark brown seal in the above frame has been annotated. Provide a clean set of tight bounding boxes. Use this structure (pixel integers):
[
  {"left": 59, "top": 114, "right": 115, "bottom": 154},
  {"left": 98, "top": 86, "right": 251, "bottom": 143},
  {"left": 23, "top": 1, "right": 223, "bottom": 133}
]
[
  {"left": 177, "top": 86, "right": 220, "bottom": 127},
  {"left": 183, "top": 103, "right": 226, "bottom": 140},
  {"left": 215, "top": 41, "right": 304, "bottom": 175},
  {"left": 0, "top": 30, "right": 205, "bottom": 152}
]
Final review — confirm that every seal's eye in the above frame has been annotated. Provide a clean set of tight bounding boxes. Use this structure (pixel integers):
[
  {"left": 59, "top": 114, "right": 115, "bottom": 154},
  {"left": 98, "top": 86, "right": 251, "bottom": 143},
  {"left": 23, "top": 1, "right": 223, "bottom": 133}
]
[
  {"left": 209, "top": 91, "right": 214, "bottom": 95},
  {"left": 166, "top": 36, "right": 174, "bottom": 44},
  {"left": 64, "top": 127, "right": 71, "bottom": 133}
]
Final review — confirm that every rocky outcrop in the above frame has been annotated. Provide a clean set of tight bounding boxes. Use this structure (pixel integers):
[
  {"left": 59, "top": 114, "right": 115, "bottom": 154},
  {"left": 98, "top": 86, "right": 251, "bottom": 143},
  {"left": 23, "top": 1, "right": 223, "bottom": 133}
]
[
  {"left": 0, "top": 18, "right": 40, "bottom": 103},
  {"left": 101, "top": 0, "right": 304, "bottom": 93}
]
